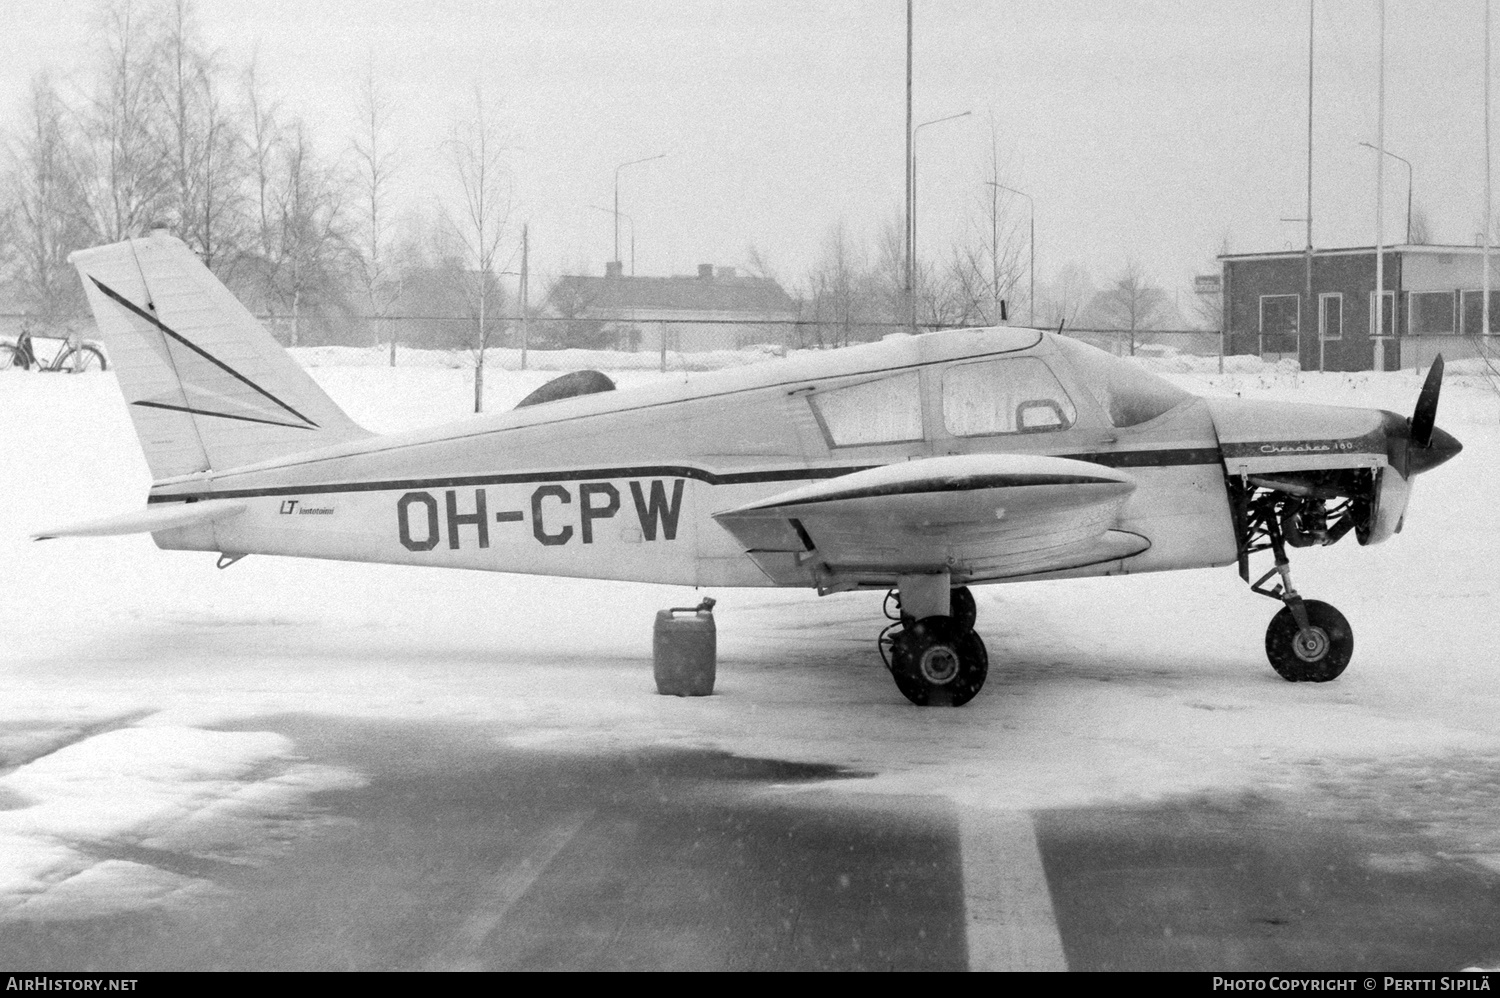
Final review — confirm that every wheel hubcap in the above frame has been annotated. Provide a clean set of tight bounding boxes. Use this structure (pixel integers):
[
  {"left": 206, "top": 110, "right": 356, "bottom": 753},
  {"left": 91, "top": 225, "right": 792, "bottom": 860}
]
[
  {"left": 1293, "top": 626, "right": 1330, "bottom": 663},
  {"left": 919, "top": 645, "right": 960, "bottom": 684}
]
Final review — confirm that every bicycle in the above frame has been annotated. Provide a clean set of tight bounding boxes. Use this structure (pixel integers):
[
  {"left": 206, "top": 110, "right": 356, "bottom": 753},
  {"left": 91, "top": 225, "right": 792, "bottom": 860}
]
[{"left": 0, "top": 328, "right": 109, "bottom": 372}]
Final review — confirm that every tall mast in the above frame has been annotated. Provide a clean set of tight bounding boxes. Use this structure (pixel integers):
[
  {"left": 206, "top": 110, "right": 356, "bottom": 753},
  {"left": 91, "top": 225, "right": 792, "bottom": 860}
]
[
  {"left": 1307, "top": 0, "right": 1316, "bottom": 371},
  {"left": 1374, "top": 0, "right": 1386, "bottom": 371}
]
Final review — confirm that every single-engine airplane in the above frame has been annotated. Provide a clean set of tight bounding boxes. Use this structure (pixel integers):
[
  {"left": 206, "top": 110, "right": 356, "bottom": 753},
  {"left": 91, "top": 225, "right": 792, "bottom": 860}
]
[{"left": 39, "top": 233, "right": 1462, "bottom": 706}]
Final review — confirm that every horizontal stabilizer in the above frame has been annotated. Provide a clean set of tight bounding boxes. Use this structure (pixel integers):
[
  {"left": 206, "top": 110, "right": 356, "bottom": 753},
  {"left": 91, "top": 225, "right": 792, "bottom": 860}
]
[{"left": 32, "top": 499, "right": 245, "bottom": 541}]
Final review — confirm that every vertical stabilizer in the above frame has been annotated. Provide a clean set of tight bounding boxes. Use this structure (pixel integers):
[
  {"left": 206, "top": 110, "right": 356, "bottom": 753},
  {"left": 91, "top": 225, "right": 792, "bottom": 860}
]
[{"left": 69, "top": 233, "right": 370, "bottom": 480}]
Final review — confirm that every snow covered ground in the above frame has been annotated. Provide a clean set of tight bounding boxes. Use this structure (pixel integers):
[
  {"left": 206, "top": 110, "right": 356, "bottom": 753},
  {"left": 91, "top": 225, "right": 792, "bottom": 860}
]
[{"left": 1, "top": 345, "right": 1498, "bottom": 930}]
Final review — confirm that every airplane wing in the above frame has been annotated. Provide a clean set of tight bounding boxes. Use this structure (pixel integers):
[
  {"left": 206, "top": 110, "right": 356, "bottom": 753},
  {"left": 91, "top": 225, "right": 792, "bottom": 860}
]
[
  {"left": 32, "top": 499, "right": 246, "bottom": 541},
  {"left": 712, "top": 453, "right": 1149, "bottom": 590}
]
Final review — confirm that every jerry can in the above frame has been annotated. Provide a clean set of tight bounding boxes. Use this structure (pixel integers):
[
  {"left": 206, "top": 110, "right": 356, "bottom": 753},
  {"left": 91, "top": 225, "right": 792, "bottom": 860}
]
[{"left": 653, "top": 597, "right": 717, "bottom": 696}]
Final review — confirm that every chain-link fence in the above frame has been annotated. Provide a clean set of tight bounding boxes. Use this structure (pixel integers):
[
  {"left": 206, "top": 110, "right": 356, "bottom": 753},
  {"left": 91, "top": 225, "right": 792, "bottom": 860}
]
[{"left": 255, "top": 313, "right": 1227, "bottom": 371}]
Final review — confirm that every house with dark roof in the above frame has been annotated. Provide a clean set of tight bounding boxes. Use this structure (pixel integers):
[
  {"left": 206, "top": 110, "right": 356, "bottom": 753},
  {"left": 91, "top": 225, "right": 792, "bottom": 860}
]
[{"left": 544, "top": 262, "right": 799, "bottom": 353}]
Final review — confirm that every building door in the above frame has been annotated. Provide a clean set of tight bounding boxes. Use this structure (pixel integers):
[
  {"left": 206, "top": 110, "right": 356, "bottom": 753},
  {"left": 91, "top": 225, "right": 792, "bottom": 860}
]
[{"left": 1317, "top": 293, "right": 1341, "bottom": 370}]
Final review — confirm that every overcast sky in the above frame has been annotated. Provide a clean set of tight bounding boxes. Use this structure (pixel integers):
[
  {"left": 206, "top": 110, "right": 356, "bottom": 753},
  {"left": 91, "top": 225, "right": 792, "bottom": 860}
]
[{"left": 3, "top": 0, "right": 1494, "bottom": 303}]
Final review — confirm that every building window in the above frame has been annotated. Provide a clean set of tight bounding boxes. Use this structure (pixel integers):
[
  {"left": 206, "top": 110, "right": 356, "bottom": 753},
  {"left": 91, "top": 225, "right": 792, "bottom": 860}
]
[
  {"left": 942, "top": 358, "right": 1077, "bottom": 437},
  {"left": 809, "top": 372, "right": 923, "bottom": 447},
  {"left": 1259, "top": 294, "right": 1300, "bottom": 352},
  {"left": 1319, "top": 293, "right": 1343, "bottom": 341},
  {"left": 1408, "top": 291, "right": 1456, "bottom": 335},
  {"left": 1370, "top": 290, "right": 1396, "bottom": 338},
  {"left": 1460, "top": 290, "right": 1500, "bottom": 336}
]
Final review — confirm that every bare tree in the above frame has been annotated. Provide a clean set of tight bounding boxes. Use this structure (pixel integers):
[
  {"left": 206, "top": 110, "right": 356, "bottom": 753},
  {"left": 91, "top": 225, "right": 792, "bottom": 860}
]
[
  {"left": 242, "top": 53, "right": 281, "bottom": 265},
  {"left": 75, "top": 0, "right": 171, "bottom": 242},
  {"left": 961, "top": 118, "right": 1026, "bottom": 324},
  {"left": 1088, "top": 257, "right": 1171, "bottom": 355},
  {"left": 1036, "top": 262, "right": 1095, "bottom": 330},
  {"left": 6, "top": 72, "right": 91, "bottom": 330},
  {"left": 268, "top": 119, "right": 349, "bottom": 346},
  {"left": 803, "top": 220, "right": 877, "bottom": 347},
  {"left": 1409, "top": 205, "right": 1432, "bottom": 245},
  {"left": 443, "top": 85, "right": 511, "bottom": 412},
  {"left": 351, "top": 54, "right": 403, "bottom": 364},
  {"left": 157, "top": 0, "right": 242, "bottom": 272}
]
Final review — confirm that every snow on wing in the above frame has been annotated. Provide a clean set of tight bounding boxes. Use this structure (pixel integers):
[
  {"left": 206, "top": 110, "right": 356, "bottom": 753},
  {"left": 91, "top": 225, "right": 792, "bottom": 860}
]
[{"left": 711, "top": 453, "right": 1147, "bottom": 586}]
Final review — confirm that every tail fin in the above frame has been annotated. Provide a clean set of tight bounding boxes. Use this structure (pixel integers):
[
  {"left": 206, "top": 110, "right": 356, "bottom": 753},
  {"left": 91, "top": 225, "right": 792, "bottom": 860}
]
[{"left": 69, "top": 233, "right": 370, "bottom": 480}]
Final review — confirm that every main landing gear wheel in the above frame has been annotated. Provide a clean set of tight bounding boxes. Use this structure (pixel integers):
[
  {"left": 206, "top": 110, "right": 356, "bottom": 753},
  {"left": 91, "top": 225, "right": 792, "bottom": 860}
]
[
  {"left": 889, "top": 615, "right": 988, "bottom": 707},
  {"left": 896, "top": 585, "right": 977, "bottom": 631},
  {"left": 1265, "top": 599, "right": 1352, "bottom": 683}
]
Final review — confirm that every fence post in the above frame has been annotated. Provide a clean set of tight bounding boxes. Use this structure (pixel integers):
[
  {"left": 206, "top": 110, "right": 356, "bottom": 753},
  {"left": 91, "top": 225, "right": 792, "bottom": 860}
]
[{"left": 660, "top": 323, "right": 667, "bottom": 373}]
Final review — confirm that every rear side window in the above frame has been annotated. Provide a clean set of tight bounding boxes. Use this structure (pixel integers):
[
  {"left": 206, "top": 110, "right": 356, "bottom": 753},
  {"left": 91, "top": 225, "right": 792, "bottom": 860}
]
[
  {"left": 942, "top": 357, "right": 1076, "bottom": 436},
  {"left": 809, "top": 372, "right": 923, "bottom": 446}
]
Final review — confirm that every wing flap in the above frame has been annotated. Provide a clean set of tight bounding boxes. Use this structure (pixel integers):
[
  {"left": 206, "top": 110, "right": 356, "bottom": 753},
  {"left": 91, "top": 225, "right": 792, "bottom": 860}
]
[
  {"left": 32, "top": 499, "right": 246, "bottom": 540},
  {"left": 713, "top": 454, "right": 1141, "bottom": 587}
]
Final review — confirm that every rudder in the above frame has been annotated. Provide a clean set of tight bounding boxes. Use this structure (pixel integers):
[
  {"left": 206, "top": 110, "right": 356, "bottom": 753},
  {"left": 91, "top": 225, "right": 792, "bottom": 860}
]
[{"left": 69, "top": 232, "right": 370, "bottom": 480}]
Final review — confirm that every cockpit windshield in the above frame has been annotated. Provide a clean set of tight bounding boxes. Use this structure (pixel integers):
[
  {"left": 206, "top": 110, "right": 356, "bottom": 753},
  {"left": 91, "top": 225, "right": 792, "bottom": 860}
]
[{"left": 1052, "top": 336, "right": 1192, "bottom": 428}]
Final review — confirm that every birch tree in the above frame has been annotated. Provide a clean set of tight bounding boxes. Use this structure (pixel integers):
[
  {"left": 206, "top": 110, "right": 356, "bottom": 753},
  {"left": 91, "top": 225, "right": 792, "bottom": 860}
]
[
  {"left": 6, "top": 73, "right": 91, "bottom": 329},
  {"left": 158, "top": 0, "right": 242, "bottom": 271},
  {"left": 270, "top": 119, "right": 348, "bottom": 346},
  {"left": 76, "top": 0, "right": 171, "bottom": 242},
  {"left": 352, "top": 56, "right": 402, "bottom": 364},
  {"left": 1089, "top": 257, "right": 1171, "bottom": 355},
  {"left": 444, "top": 85, "right": 511, "bottom": 412}
]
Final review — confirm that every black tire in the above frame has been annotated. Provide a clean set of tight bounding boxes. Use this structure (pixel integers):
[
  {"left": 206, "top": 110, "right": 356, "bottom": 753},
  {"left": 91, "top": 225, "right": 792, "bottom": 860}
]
[
  {"left": 950, "top": 586, "right": 977, "bottom": 631},
  {"left": 0, "top": 345, "right": 28, "bottom": 371},
  {"left": 1265, "top": 599, "right": 1352, "bottom": 682},
  {"left": 890, "top": 615, "right": 988, "bottom": 707},
  {"left": 899, "top": 585, "right": 979, "bottom": 631},
  {"left": 58, "top": 345, "right": 106, "bottom": 373}
]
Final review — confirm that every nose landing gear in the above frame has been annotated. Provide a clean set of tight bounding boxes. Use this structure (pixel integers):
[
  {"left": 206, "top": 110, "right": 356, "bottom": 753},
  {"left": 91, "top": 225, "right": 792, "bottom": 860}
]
[
  {"left": 879, "top": 575, "right": 988, "bottom": 706},
  {"left": 1250, "top": 510, "right": 1353, "bottom": 683}
]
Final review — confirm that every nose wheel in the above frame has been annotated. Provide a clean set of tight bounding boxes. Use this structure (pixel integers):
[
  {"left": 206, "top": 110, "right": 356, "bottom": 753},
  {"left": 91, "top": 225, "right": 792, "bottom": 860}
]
[
  {"left": 1247, "top": 505, "right": 1355, "bottom": 683},
  {"left": 1264, "top": 598, "right": 1352, "bottom": 682}
]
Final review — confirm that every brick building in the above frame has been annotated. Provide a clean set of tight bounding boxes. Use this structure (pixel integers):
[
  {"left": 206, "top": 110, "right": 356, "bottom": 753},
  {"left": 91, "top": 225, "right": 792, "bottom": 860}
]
[{"left": 1218, "top": 245, "right": 1500, "bottom": 371}]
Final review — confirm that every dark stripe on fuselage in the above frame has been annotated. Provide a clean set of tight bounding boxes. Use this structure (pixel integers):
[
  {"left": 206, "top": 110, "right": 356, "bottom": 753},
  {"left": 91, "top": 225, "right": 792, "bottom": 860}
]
[{"left": 144, "top": 446, "right": 1225, "bottom": 504}]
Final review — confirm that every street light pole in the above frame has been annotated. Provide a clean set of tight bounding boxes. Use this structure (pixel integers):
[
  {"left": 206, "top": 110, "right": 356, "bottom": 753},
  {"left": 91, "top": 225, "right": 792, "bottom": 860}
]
[
  {"left": 591, "top": 205, "right": 635, "bottom": 274},
  {"left": 614, "top": 154, "right": 665, "bottom": 268},
  {"left": 988, "top": 182, "right": 1034, "bottom": 325},
  {"left": 904, "top": 0, "right": 913, "bottom": 327},
  {"left": 1358, "top": 142, "right": 1413, "bottom": 242},
  {"left": 911, "top": 110, "right": 971, "bottom": 328}
]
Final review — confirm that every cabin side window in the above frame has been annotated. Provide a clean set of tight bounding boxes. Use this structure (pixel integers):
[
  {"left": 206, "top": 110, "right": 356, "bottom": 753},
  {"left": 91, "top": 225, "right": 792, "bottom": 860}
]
[
  {"left": 941, "top": 358, "right": 1077, "bottom": 437},
  {"left": 809, "top": 372, "right": 924, "bottom": 446}
]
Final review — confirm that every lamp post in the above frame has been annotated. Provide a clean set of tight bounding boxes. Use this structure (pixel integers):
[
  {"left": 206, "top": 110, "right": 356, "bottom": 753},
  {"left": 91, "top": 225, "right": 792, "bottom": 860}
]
[
  {"left": 1358, "top": 141, "right": 1413, "bottom": 243},
  {"left": 987, "top": 182, "right": 1034, "bottom": 325},
  {"left": 614, "top": 154, "right": 665, "bottom": 268},
  {"left": 910, "top": 110, "right": 971, "bottom": 328},
  {"left": 591, "top": 205, "right": 635, "bottom": 275}
]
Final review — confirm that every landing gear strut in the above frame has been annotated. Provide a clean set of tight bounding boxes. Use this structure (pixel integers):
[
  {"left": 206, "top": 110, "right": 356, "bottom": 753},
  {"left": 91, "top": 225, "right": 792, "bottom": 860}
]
[
  {"left": 879, "top": 575, "right": 988, "bottom": 706},
  {"left": 1245, "top": 495, "right": 1353, "bottom": 683}
]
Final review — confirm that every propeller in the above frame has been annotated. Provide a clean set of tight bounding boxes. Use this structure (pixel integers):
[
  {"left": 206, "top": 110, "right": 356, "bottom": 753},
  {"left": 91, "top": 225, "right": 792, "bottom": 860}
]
[
  {"left": 1410, "top": 354, "right": 1443, "bottom": 448},
  {"left": 1390, "top": 353, "right": 1462, "bottom": 478}
]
